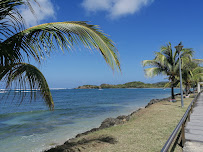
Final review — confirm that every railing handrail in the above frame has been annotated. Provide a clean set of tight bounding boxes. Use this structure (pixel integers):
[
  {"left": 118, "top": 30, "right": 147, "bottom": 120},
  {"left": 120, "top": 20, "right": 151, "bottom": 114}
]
[{"left": 161, "top": 92, "right": 202, "bottom": 152}]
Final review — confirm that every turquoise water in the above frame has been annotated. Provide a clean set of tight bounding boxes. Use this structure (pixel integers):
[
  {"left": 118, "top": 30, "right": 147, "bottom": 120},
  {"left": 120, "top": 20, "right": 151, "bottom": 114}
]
[{"left": 0, "top": 88, "right": 179, "bottom": 152}]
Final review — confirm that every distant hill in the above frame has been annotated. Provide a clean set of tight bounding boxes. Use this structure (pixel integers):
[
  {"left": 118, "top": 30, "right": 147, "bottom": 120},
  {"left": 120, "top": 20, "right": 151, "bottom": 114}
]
[{"left": 75, "top": 81, "right": 168, "bottom": 89}]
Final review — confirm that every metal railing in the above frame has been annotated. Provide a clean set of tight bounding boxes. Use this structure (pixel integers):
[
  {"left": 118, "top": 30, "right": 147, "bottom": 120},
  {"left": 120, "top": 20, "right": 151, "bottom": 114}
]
[{"left": 161, "top": 91, "right": 202, "bottom": 152}]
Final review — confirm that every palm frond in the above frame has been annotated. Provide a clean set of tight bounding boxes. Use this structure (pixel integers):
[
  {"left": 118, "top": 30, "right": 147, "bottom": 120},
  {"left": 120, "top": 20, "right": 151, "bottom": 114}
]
[
  {"left": 180, "top": 48, "right": 194, "bottom": 59},
  {"left": 144, "top": 67, "right": 165, "bottom": 77},
  {"left": 175, "top": 48, "right": 193, "bottom": 66},
  {"left": 1, "top": 63, "right": 54, "bottom": 110},
  {"left": 160, "top": 42, "right": 173, "bottom": 63},
  {"left": 154, "top": 52, "right": 166, "bottom": 64},
  {"left": 192, "top": 59, "right": 203, "bottom": 64},
  {"left": 1, "top": 21, "right": 120, "bottom": 71},
  {"left": 0, "top": 0, "right": 25, "bottom": 40},
  {"left": 0, "top": 0, "right": 39, "bottom": 41},
  {"left": 192, "top": 67, "right": 203, "bottom": 82},
  {"left": 164, "top": 82, "right": 171, "bottom": 88},
  {"left": 142, "top": 60, "right": 157, "bottom": 67}
]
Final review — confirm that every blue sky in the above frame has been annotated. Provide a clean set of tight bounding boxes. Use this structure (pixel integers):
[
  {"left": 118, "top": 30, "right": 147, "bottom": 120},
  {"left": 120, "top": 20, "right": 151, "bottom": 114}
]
[{"left": 20, "top": 0, "right": 203, "bottom": 88}]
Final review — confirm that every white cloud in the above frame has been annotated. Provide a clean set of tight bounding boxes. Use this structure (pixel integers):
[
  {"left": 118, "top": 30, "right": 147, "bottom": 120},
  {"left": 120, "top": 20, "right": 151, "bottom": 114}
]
[
  {"left": 19, "top": 0, "right": 55, "bottom": 27},
  {"left": 81, "top": 0, "right": 112, "bottom": 12},
  {"left": 82, "top": 0, "right": 154, "bottom": 19}
]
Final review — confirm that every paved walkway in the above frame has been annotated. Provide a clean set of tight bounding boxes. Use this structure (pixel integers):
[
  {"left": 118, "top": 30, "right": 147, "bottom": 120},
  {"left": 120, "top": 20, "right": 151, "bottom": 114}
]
[{"left": 183, "top": 93, "right": 203, "bottom": 152}]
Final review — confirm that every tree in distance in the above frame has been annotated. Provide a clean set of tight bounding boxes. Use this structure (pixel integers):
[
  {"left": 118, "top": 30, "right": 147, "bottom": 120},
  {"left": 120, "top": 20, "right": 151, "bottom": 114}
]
[
  {"left": 178, "top": 59, "right": 203, "bottom": 96},
  {"left": 143, "top": 42, "right": 194, "bottom": 100}
]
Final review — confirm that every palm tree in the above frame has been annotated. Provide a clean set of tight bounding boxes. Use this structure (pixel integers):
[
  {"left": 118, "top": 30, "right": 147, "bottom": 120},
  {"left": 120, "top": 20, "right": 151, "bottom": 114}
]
[
  {"left": 0, "top": 0, "right": 121, "bottom": 110},
  {"left": 180, "top": 60, "right": 203, "bottom": 96},
  {"left": 142, "top": 42, "right": 193, "bottom": 100}
]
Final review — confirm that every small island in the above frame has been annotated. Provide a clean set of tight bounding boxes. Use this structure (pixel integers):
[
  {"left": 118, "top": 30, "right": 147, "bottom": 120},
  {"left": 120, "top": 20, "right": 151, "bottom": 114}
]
[{"left": 75, "top": 81, "right": 168, "bottom": 89}]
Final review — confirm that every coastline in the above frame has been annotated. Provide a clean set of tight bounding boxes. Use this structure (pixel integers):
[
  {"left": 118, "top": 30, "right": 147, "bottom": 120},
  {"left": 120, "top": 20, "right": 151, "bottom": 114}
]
[
  {"left": 45, "top": 93, "right": 178, "bottom": 152},
  {"left": 74, "top": 81, "right": 169, "bottom": 89}
]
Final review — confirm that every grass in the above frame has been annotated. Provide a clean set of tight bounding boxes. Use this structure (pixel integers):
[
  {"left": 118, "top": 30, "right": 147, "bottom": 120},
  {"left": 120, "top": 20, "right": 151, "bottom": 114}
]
[{"left": 50, "top": 95, "right": 195, "bottom": 152}]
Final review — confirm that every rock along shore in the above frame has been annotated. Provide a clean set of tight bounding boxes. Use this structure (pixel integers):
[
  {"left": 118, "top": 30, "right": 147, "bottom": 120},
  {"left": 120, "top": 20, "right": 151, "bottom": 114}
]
[{"left": 45, "top": 94, "right": 179, "bottom": 152}]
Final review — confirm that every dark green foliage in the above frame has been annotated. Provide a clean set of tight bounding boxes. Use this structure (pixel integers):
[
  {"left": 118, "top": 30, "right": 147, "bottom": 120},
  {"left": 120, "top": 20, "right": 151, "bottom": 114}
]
[
  {"left": 180, "top": 60, "right": 203, "bottom": 95},
  {"left": 76, "top": 81, "right": 168, "bottom": 89}
]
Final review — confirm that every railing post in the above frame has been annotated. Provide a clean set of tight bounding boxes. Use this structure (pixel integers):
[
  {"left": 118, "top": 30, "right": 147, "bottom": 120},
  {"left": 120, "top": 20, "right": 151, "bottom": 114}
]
[
  {"left": 188, "top": 112, "right": 190, "bottom": 122},
  {"left": 181, "top": 123, "right": 186, "bottom": 147}
]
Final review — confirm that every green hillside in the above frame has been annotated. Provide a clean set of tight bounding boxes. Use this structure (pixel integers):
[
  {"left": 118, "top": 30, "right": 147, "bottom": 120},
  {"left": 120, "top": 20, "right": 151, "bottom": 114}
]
[{"left": 76, "top": 81, "right": 168, "bottom": 89}]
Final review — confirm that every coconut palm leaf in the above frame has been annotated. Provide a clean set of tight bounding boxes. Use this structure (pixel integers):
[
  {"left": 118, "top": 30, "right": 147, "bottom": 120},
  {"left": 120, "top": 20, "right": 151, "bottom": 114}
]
[
  {"left": 192, "top": 59, "right": 203, "bottom": 64},
  {"left": 0, "top": 0, "right": 25, "bottom": 40},
  {"left": 144, "top": 67, "right": 164, "bottom": 77},
  {"left": 180, "top": 48, "right": 194, "bottom": 58},
  {"left": 192, "top": 66, "right": 203, "bottom": 81},
  {"left": 1, "top": 63, "right": 54, "bottom": 110},
  {"left": 0, "top": 0, "right": 38, "bottom": 40},
  {"left": 160, "top": 43, "right": 172, "bottom": 57},
  {"left": 142, "top": 60, "right": 158, "bottom": 67},
  {"left": 1, "top": 21, "right": 120, "bottom": 71},
  {"left": 154, "top": 52, "right": 166, "bottom": 64},
  {"left": 164, "top": 82, "right": 171, "bottom": 88},
  {"left": 164, "top": 80, "right": 179, "bottom": 88},
  {"left": 176, "top": 59, "right": 203, "bottom": 95}
]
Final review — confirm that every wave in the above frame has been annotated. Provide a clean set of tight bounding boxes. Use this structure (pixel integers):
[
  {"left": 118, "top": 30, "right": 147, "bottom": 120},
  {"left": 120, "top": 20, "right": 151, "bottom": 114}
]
[
  {"left": 12, "top": 90, "right": 37, "bottom": 93},
  {"left": 50, "top": 88, "right": 67, "bottom": 90},
  {"left": 0, "top": 88, "right": 70, "bottom": 92},
  {"left": 21, "top": 134, "right": 36, "bottom": 139},
  {"left": 14, "top": 89, "right": 40, "bottom": 91},
  {"left": 20, "top": 91, "right": 36, "bottom": 93}
]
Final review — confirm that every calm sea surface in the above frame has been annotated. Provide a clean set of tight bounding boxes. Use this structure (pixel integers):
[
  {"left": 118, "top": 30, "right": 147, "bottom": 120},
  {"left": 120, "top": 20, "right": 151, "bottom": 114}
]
[{"left": 0, "top": 88, "right": 179, "bottom": 152}]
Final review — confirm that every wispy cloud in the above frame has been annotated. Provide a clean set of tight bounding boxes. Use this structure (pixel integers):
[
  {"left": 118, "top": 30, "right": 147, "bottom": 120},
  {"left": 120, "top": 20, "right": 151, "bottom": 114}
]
[
  {"left": 82, "top": 0, "right": 154, "bottom": 19},
  {"left": 19, "top": 0, "right": 55, "bottom": 27}
]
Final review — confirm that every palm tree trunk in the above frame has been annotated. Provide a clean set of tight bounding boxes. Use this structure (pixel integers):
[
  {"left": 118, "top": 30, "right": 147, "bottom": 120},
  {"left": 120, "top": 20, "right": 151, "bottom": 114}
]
[
  {"left": 185, "top": 86, "right": 188, "bottom": 96},
  {"left": 171, "top": 86, "right": 175, "bottom": 99},
  {"left": 171, "top": 77, "right": 175, "bottom": 100},
  {"left": 185, "top": 85, "right": 190, "bottom": 96},
  {"left": 193, "top": 86, "right": 195, "bottom": 95}
]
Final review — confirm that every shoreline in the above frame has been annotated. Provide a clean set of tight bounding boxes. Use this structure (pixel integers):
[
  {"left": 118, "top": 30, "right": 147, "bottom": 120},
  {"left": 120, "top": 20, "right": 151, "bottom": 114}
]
[
  {"left": 74, "top": 81, "right": 169, "bottom": 89},
  {"left": 45, "top": 93, "right": 179, "bottom": 152}
]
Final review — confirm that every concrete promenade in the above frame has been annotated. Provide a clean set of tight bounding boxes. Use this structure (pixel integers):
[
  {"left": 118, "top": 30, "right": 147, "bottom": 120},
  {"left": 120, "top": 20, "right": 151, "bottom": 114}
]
[{"left": 183, "top": 93, "right": 203, "bottom": 152}]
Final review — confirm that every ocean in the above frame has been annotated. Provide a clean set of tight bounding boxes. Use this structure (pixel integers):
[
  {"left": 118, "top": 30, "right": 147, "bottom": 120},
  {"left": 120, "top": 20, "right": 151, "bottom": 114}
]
[{"left": 0, "top": 88, "right": 179, "bottom": 152}]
